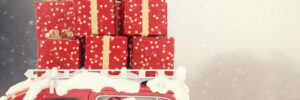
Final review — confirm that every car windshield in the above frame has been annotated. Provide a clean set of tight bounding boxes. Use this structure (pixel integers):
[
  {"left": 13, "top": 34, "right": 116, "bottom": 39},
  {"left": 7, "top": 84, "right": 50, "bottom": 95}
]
[{"left": 96, "top": 96, "right": 170, "bottom": 100}]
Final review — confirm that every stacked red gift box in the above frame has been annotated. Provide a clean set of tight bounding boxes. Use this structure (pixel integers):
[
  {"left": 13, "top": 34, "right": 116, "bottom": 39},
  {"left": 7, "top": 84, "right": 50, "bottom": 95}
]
[{"left": 35, "top": 0, "right": 174, "bottom": 76}]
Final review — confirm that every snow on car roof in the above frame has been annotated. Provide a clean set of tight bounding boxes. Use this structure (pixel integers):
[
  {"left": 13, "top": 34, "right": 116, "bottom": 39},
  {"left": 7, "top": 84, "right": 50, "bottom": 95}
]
[{"left": 0, "top": 66, "right": 189, "bottom": 100}]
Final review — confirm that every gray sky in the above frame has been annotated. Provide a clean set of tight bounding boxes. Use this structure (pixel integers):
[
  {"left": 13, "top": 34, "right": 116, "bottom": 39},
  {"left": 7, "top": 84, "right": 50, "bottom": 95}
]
[{"left": 0, "top": 0, "right": 38, "bottom": 96}]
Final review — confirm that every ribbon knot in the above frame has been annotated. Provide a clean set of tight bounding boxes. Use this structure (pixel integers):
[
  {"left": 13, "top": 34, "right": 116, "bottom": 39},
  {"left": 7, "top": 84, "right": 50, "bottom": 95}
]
[
  {"left": 45, "top": 29, "right": 73, "bottom": 39},
  {"left": 45, "top": 29, "right": 60, "bottom": 39},
  {"left": 61, "top": 29, "right": 74, "bottom": 39}
]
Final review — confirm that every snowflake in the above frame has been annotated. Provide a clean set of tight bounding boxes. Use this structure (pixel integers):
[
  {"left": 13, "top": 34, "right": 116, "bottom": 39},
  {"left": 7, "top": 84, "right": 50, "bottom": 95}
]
[
  {"left": 3, "top": 11, "right": 7, "bottom": 15},
  {"left": 10, "top": 16, "right": 15, "bottom": 19},
  {"left": 1, "top": 62, "right": 6, "bottom": 66},
  {"left": 10, "top": 49, "right": 15, "bottom": 53},
  {"left": 28, "top": 20, "right": 34, "bottom": 25}
]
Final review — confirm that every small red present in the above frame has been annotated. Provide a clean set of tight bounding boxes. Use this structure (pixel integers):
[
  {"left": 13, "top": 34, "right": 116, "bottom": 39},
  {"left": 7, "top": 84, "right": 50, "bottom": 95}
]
[
  {"left": 73, "top": 0, "right": 116, "bottom": 37},
  {"left": 35, "top": 1, "right": 75, "bottom": 40},
  {"left": 131, "top": 36, "right": 174, "bottom": 76},
  {"left": 85, "top": 36, "right": 128, "bottom": 73},
  {"left": 37, "top": 39, "right": 81, "bottom": 70},
  {"left": 115, "top": 0, "right": 124, "bottom": 35},
  {"left": 123, "top": 0, "right": 168, "bottom": 36}
]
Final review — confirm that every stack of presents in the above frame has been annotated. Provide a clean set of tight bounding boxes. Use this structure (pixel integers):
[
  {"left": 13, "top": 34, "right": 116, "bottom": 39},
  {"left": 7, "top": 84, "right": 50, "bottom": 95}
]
[{"left": 35, "top": 0, "right": 174, "bottom": 76}]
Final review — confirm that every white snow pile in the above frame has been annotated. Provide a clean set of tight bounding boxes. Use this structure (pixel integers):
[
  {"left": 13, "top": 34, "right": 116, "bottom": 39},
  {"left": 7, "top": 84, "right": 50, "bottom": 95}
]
[
  {"left": 5, "top": 70, "right": 47, "bottom": 96},
  {"left": 0, "top": 96, "right": 7, "bottom": 100},
  {"left": 5, "top": 68, "right": 59, "bottom": 100},
  {"left": 147, "top": 66, "right": 190, "bottom": 100},
  {"left": 1, "top": 67, "right": 190, "bottom": 100},
  {"left": 5, "top": 68, "right": 140, "bottom": 100},
  {"left": 55, "top": 72, "right": 140, "bottom": 96}
]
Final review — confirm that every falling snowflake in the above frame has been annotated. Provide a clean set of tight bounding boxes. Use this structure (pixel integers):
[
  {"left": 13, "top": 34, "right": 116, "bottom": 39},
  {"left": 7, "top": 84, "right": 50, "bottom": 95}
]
[
  {"left": 28, "top": 20, "right": 34, "bottom": 25},
  {"left": 7, "top": 57, "right": 15, "bottom": 63},
  {"left": 10, "top": 49, "right": 15, "bottom": 53},
  {"left": 25, "top": 31, "right": 30, "bottom": 34},
  {"left": 21, "top": 52, "right": 25, "bottom": 56},
  {"left": 0, "top": 34, "right": 8, "bottom": 43},
  {"left": 1, "top": 62, "right": 6, "bottom": 66},
  {"left": 10, "top": 16, "right": 15, "bottom": 19},
  {"left": 3, "top": 11, "right": 7, "bottom": 15}
]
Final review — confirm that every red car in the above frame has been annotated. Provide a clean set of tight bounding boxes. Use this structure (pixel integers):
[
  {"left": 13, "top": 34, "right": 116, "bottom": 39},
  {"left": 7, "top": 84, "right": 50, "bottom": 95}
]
[
  {"left": 4, "top": 68, "right": 178, "bottom": 100},
  {"left": 2, "top": 68, "right": 185, "bottom": 100},
  {"left": 5, "top": 84, "right": 175, "bottom": 100}
]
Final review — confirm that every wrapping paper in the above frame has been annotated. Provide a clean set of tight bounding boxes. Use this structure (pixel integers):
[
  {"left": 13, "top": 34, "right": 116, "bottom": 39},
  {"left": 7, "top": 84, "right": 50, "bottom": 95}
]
[
  {"left": 37, "top": 40, "right": 81, "bottom": 70},
  {"left": 131, "top": 36, "right": 174, "bottom": 76},
  {"left": 35, "top": 1, "right": 75, "bottom": 40},
  {"left": 123, "top": 0, "right": 168, "bottom": 36},
  {"left": 85, "top": 35, "right": 128, "bottom": 73},
  {"left": 73, "top": 0, "right": 116, "bottom": 37}
]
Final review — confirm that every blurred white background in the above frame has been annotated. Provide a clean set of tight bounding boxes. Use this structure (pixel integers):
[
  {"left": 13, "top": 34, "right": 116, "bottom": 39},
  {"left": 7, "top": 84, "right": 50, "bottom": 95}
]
[{"left": 168, "top": 0, "right": 300, "bottom": 99}]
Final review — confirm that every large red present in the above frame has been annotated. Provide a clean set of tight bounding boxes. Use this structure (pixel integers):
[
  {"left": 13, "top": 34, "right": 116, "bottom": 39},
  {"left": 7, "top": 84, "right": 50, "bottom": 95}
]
[
  {"left": 123, "top": 0, "right": 168, "bottom": 36},
  {"left": 85, "top": 36, "right": 128, "bottom": 72},
  {"left": 35, "top": 1, "right": 75, "bottom": 40},
  {"left": 37, "top": 40, "right": 81, "bottom": 70},
  {"left": 73, "top": 0, "right": 116, "bottom": 37},
  {"left": 131, "top": 36, "right": 174, "bottom": 76}
]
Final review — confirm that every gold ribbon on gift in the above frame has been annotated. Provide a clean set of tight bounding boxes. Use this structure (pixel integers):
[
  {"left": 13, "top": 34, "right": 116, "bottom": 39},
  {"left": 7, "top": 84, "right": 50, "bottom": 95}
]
[
  {"left": 141, "top": 0, "right": 149, "bottom": 36},
  {"left": 90, "top": 0, "right": 98, "bottom": 34},
  {"left": 61, "top": 29, "right": 74, "bottom": 39},
  {"left": 102, "top": 36, "right": 110, "bottom": 69},
  {"left": 45, "top": 29, "right": 73, "bottom": 39},
  {"left": 45, "top": 29, "right": 60, "bottom": 39}
]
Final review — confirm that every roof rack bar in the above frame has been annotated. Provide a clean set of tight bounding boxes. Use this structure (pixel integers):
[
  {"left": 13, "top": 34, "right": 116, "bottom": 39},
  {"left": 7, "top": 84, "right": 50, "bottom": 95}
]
[
  {"left": 158, "top": 70, "right": 164, "bottom": 77},
  {"left": 26, "top": 69, "right": 175, "bottom": 80},
  {"left": 139, "top": 70, "right": 145, "bottom": 78}
]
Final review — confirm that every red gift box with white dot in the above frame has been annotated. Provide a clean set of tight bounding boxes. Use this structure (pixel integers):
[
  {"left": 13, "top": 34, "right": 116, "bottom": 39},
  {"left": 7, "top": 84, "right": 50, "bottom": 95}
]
[
  {"left": 37, "top": 40, "right": 81, "bottom": 70},
  {"left": 123, "top": 0, "right": 168, "bottom": 36},
  {"left": 73, "top": 0, "right": 116, "bottom": 37},
  {"left": 130, "top": 36, "right": 174, "bottom": 76},
  {"left": 85, "top": 35, "right": 128, "bottom": 72},
  {"left": 35, "top": 1, "right": 75, "bottom": 40}
]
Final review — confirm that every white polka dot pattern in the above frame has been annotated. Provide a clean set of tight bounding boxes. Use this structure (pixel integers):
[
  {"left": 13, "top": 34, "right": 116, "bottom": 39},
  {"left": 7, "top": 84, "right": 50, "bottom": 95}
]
[
  {"left": 130, "top": 36, "right": 174, "bottom": 76},
  {"left": 35, "top": 1, "right": 75, "bottom": 40},
  {"left": 85, "top": 35, "right": 128, "bottom": 74},
  {"left": 37, "top": 40, "right": 81, "bottom": 70},
  {"left": 123, "top": 0, "right": 167, "bottom": 36}
]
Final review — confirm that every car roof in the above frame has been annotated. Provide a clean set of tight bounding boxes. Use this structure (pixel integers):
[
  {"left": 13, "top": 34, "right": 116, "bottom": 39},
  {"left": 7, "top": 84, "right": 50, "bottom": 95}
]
[{"left": 7, "top": 84, "right": 175, "bottom": 100}]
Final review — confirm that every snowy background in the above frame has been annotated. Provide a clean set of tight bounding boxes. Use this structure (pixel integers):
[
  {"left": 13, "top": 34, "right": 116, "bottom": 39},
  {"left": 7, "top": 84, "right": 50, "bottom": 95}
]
[
  {"left": 0, "top": 0, "right": 38, "bottom": 96},
  {"left": 1, "top": 0, "right": 300, "bottom": 100}
]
